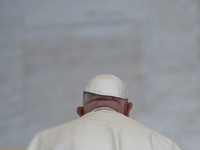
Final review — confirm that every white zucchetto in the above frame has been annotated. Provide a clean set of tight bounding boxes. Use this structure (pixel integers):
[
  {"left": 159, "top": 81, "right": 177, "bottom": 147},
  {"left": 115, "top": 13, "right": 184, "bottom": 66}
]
[{"left": 84, "top": 74, "right": 128, "bottom": 99}]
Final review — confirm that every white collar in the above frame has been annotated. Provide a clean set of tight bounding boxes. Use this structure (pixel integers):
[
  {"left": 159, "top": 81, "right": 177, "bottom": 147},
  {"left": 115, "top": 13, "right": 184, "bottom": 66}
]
[{"left": 91, "top": 107, "right": 116, "bottom": 112}]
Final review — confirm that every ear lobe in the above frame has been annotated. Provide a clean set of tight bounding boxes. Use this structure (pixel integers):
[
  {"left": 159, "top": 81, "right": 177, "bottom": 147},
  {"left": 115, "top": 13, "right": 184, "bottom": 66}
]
[{"left": 77, "top": 106, "right": 84, "bottom": 117}]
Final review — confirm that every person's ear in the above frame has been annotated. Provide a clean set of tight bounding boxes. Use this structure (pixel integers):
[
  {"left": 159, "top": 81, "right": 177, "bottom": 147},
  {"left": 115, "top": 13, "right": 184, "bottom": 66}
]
[
  {"left": 125, "top": 102, "right": 133, "bottom": 117},
  {"left": 76, "top": 106, "right": 84, "bottom": 117}
]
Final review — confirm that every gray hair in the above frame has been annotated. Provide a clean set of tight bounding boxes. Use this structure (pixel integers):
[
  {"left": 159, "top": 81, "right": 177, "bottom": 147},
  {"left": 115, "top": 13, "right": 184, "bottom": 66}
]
[{"left": 83, "top": 92, "right": 128, "bottom": 106}]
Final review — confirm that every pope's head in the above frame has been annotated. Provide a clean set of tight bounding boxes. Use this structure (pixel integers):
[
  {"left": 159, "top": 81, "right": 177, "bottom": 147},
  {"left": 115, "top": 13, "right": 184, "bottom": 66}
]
[{"left": 77, "top": 74, "right": 133, "bottom": 117}]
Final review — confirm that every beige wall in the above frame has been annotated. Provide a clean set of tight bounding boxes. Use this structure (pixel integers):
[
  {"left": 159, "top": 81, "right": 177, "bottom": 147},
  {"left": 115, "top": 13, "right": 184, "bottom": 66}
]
[{"left": 1, "top": 0, "right": 200, "bottom": 149}]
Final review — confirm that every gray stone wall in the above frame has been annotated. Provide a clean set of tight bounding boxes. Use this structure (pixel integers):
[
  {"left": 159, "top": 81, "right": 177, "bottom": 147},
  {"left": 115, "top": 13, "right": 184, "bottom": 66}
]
[{"left": 1, "top": 0, "right": 200, "bottom": 149}]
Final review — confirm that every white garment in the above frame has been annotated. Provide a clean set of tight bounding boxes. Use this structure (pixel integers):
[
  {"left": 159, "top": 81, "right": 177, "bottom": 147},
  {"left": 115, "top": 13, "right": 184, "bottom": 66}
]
[{"left": 27, "top": 110, "right": 180, "bottom": 150}]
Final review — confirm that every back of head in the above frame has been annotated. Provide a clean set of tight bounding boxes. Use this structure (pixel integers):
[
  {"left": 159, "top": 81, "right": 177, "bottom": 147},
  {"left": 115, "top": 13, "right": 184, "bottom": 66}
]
[
  {"left": 77, "top": 74, "right": 132, "bottom": 117},
  {"left": 83, "top": 74, "right": 128, "bottom": 100}
]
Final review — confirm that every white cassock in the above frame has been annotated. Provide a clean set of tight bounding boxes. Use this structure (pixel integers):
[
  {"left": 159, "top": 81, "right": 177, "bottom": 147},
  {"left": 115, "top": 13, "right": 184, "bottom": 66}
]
[{"left": 26, "top": 110, "right": 180, "bottom": 150}]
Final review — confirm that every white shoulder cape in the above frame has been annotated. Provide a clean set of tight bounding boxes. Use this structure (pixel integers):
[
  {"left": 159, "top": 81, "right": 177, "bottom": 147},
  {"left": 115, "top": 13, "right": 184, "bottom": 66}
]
[{"left": 27, "top": 110, "right": 180, "bottom": 150}]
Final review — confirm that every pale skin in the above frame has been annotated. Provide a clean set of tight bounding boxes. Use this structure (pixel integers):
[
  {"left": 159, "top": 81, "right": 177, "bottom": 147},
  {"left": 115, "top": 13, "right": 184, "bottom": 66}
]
[{"left": 77, "top": 92, "right": 133, "bottom": 117}]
